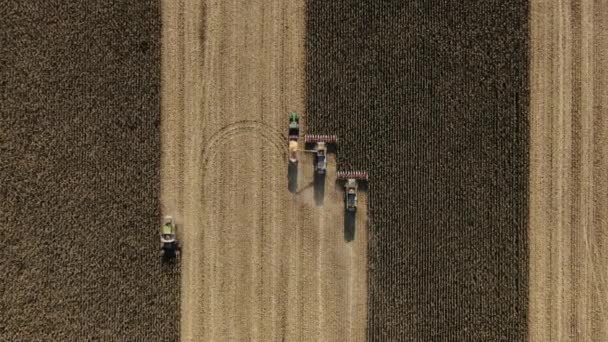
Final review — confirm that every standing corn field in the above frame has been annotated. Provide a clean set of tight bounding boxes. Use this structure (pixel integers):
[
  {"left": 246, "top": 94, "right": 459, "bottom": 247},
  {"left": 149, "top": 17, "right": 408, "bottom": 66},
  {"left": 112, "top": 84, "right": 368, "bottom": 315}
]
[{"left": 307, "top": 1, "right": 529, "bottom": 340}]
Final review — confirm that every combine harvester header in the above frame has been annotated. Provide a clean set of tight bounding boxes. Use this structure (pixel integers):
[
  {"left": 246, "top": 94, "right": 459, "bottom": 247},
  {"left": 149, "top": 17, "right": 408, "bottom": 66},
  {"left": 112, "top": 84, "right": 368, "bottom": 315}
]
[
  {"left": 337, "top": 171, "right": 369, "bottom": 181},
  {"left": 304, "top": 134, "right": 338, "bottom": 144}
]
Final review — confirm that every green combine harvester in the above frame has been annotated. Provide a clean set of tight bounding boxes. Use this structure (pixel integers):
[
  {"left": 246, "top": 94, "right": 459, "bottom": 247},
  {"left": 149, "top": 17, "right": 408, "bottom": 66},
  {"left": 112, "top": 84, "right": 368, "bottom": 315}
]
[{"left": 160, "top": 216, "right": 180, "bottom": 260}]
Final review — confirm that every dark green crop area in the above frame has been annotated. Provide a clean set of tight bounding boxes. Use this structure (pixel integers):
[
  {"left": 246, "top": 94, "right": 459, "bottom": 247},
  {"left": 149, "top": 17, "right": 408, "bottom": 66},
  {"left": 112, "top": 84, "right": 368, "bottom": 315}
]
[
  {"left": 0, "top": 2, "right": 178, "bottom": 340},
  {"left": 306, "top": 1, "right": 529, "bottom": 340}
]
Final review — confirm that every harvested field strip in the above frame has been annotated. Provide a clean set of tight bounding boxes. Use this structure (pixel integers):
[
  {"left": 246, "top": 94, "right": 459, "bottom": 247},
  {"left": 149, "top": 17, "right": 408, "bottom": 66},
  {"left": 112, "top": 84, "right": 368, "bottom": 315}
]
[
  {"left": 306, "top": 1, "right": 529, "bottom": 340},
  {"left": 161, "top": 0, "right": 367, "bottom": 340},
  {"left": 530, "top": 0, "right": 608, "bottom": 340},
  {"left": 0, "top": 1, "right": 178, "bottom": 341}
]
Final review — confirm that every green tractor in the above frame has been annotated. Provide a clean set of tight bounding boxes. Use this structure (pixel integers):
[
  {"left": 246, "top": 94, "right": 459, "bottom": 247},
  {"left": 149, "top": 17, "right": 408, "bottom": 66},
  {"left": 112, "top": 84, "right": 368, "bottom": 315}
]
[
  {"left": 288, "top": 112, "right": 299, "bottom": 138},
  {"left": 288, "top": 112, "right": 300, "bottom": 163},
  {"left": 160, "top": 216, "right": 180, "bottom": 261}
]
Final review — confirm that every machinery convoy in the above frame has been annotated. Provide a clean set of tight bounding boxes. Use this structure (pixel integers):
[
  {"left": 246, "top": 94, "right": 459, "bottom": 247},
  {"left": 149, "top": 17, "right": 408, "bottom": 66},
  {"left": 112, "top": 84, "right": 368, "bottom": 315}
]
[
  {"left": 289, "top": 112, "right": 368, "bottom": 214},
  {"left": 161, "top": 112, "right": 367, "bottom": 262}
]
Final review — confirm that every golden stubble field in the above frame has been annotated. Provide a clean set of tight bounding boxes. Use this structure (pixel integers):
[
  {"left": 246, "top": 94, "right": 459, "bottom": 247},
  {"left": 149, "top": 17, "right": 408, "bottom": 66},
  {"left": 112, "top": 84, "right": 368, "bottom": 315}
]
[
  {"left": 161, "top": 0, "right": 368, "bottom": 341},
  {"left": 530, "top": 0, "right": 608, "bottom": 341}
]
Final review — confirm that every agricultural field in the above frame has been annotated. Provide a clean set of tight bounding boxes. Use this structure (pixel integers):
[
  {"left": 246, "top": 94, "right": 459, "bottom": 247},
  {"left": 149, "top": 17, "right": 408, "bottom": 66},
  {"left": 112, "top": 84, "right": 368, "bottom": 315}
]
[
  {"left": 162, "top": 0, "right": 367, "bottom": 340},
  {"left": 0, "top": 2, "right": 178, "bottom": 341},
  {"left": 306, "top": 1, "right": 529, "bottom": 340},
  {"left": 4, "top": 0, "right": 608, "bottom": 341}
]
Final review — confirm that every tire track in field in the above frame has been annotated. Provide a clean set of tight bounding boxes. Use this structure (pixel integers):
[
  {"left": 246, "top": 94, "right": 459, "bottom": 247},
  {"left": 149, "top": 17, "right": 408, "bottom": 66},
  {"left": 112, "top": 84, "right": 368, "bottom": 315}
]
[{"left": 200, "top": 121, "right": 287, "bottom": 168}]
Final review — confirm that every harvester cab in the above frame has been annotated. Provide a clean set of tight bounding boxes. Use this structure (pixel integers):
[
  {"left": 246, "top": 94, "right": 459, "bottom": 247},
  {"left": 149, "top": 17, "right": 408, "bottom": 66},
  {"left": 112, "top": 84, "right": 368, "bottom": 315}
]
[
  {"left": 337, "top": 171, "right": 369, "bottom": 212},
  {"left": 160, "top": 216, "right": 180, "bottom": 260},
  {"left": 345, "top": 179, "right": 357, "bottom": 211},
  {"left": 304, "top": 134, "right": 337, "bottom": 174},
  {"left": 288, "top": 112, "right": 300, "bottom": 163},
  {"left": 315, "top": 142, "right": 327, "bottom": 173}
]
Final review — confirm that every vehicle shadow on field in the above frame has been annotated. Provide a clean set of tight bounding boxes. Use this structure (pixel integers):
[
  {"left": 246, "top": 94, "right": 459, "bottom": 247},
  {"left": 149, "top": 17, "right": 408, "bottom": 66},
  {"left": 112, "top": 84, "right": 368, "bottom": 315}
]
[
  {"left": 288, "top": 162, "right": 298, "bottom": 193},
  {"left": 344, "top": 211, "right": 356, "bottom": 242},
  {"left": 160, "top": 257, "right": 180, "bottom": 273},
  {"left": 314, "top": 172, "right": 325, "bottom": 206}
]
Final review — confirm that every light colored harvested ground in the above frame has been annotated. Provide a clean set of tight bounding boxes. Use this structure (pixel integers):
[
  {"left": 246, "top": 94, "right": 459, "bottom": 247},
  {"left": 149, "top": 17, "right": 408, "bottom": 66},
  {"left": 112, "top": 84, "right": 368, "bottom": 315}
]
[
  {"left": 530, "top": 0, "right": 608, "bottom": 341},
  {"left": 161, "top": 1, "right": 368, "bottom": 341}
]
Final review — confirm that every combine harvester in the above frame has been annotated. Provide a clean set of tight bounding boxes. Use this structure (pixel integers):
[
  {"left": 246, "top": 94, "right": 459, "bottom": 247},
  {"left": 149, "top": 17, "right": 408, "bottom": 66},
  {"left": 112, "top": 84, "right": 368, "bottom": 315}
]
[
  {"left": 287, "top": 111, "right": 337, "bottom": 174},
  {"left": 336, "top": 171, "right": 368, "bottom": 212},
  {"left": 160, "top": 216, "right": 180, "bottom": 261},
  {"left": 304, "top": 134, "right": 337, "bottom": 175}
]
